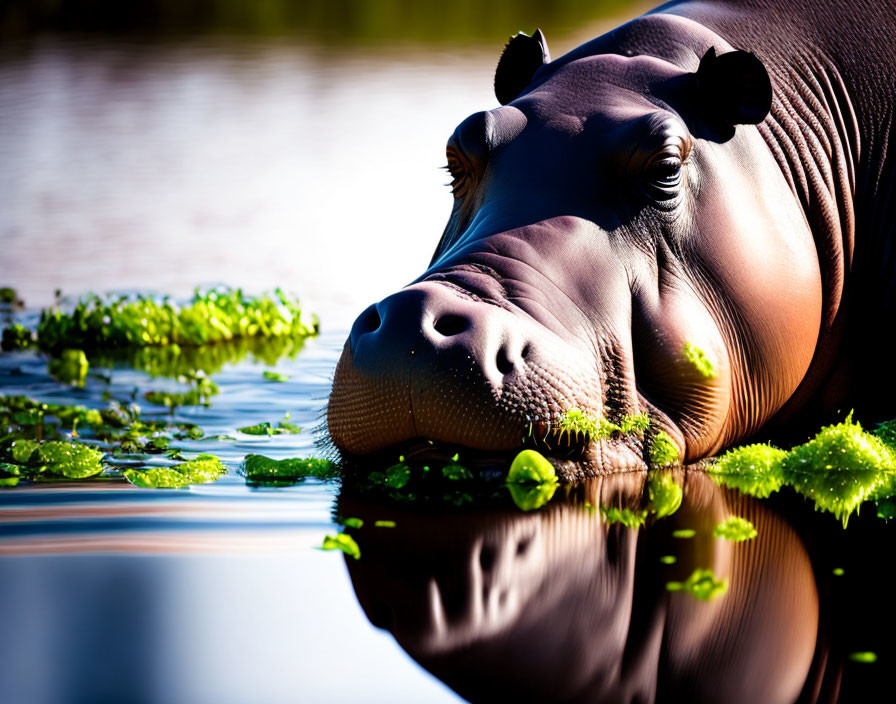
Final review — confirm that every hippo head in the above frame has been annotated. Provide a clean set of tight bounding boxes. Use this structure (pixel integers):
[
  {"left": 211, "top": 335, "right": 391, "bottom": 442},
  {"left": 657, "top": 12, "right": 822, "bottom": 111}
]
[{"left": 328, "top": 17, "right": 822, "bottom": 473}]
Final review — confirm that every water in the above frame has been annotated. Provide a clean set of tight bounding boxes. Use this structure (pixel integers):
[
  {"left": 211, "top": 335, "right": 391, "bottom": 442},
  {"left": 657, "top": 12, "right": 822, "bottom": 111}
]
[{"left": 1, "top": 1, "right": 891, "bottom": 701}]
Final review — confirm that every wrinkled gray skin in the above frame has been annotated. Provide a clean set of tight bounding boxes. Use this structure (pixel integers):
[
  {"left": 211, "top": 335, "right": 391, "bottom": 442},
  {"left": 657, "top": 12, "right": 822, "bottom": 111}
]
[{"left": 328, "top": 0, "right": 896, "bottom": 474}]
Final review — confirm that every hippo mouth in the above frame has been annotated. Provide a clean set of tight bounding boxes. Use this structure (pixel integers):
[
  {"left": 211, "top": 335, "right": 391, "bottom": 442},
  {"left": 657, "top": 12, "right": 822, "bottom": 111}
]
[{"left": 326, "top": 278, "right": 682, "bottom": 479}]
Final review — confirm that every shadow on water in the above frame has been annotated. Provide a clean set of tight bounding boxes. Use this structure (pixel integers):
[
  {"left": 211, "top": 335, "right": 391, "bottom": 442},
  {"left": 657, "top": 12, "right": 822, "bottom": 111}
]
[{"left": 339, "top": 470, "right": 895, "bottom": 703}]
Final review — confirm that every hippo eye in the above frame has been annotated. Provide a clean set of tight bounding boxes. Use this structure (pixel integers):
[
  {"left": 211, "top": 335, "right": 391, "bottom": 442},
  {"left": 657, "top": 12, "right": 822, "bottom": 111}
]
[
  {"left": 445, "top": 148, "right": 473, "bottom": 199},
  {"left": 644, "top": 152, "right": 683, "bottom": 200}
]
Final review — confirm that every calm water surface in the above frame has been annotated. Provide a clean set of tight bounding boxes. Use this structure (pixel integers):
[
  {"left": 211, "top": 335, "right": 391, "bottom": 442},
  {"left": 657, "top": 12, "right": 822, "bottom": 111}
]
[{"left": 1, "top": 3, "right": 892, "bottom": 702}]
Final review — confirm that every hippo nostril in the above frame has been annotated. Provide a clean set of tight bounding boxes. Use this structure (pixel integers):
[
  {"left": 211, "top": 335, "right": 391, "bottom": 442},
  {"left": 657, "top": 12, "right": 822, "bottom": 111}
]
[
  {"left": 433, "top": 314, "right": 470, "bottom": 337},
  {"left": 358, "top": 305, "right": 381, "bottom": 334},
  {"left": 496, "top": 346, "right": 514, "bottom": 375},
  {"left": 521, "top": 343, "right": 531, "bottom": 359}
]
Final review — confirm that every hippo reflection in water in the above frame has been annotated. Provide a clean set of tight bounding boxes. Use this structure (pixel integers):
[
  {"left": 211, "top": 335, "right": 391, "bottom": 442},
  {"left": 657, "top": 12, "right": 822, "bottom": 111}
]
[
  {"left": 328, "top": 0, "right": 896, "bottom": 473},
  {"left": 339, "top": 472, "right": 893, "bottom": 703}
]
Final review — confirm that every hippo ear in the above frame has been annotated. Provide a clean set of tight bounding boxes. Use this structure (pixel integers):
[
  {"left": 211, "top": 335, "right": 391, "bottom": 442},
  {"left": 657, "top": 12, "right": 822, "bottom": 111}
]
[
  {"left": 494, "top": 29, "right": 550, "bottom": 105},
  {"left": 695, "top": 47, "right": 772, "bottom": 139}
]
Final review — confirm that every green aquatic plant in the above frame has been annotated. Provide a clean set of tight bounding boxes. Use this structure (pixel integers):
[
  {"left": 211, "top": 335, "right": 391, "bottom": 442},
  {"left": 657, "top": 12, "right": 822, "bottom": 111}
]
[
  {"left": 666, "top": 568, "right": 728, "bottom": 601},
  {"left": 649, "top": 431, "right": 679, "bottom": 467},
  {"left": 5, "top": 440, "right": 106, "bottom": 480},
  {"left": 713, "top": 516, "right": 757, "bottom": 541},
  {"left": 660, "top": 555, "right": 677, "bottom": 565},
  {"left": 1, "top": 324, "right": 35, "bottom": 351},
  {"left": 238, "top": 419, "right": 302, "bottom": 436},
  {"left": 243, "top": 454, "right": 339, "bottom": 485},
  {"left": 672, "top": 529, "right": 696, "bottom": 539},
  {"left": 321, "top": 533, "right": 361, "bottom": 560},
  {"left": 682, "top": 341, "right": 716, "bottom": 378},
  {"left": 124, "top": 454, "right": 226, "bottom": 488},
  {"left": 262, "top": 370, "right": 290, "bottom": 382},
  {"left": 648, "top": 470, "right": 683, "bottom": 518},
  {"left": 341, "top": 517, "right": 363, "bottom": 529},
  {"left": 374, "top": 520, "right": 396, "bottom": 528},
  {"left": 706, "top": 443, "right": 787, "bottom": 498},
  {"left": 34, "top": 287, "right": 317, "bottom": 354},
  {"left": 506, "top": 449, "right": 558, "bottom": 511}
]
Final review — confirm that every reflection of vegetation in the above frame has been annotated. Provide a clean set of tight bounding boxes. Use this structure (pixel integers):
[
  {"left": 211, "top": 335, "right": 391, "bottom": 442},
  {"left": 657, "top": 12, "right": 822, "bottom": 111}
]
[
  {"left": 600, "top": 506, "right": 647, "bottom": 528},
  {"left": 0, "top": 0, "right": 637, "bottom": 44},
  {"left": 647, "top": 470, "right": 682, "bottom": 517},
  {"left": 666, "top": 569, "right": 728, "bottom": 601},
  {"left": 714, "top": 516, "right": 757, "bottom": 542},
  {"left": 35, "top": 288, "right": 317, "bottom": 355},
  {"left": 48, "top": 349, "right": 89, "bottom": 386},
  {"left": 707, "top": 414, "right": 896, "bottom": 526},
  {"left": 90, "top": 334, "right": 309, "bottom": 379}
]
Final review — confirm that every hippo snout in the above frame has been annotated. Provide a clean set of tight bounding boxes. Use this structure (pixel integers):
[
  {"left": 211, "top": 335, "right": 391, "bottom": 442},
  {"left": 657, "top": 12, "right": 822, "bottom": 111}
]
[{"left": 328, "top": 282, "right": 600, "bottom": 457}]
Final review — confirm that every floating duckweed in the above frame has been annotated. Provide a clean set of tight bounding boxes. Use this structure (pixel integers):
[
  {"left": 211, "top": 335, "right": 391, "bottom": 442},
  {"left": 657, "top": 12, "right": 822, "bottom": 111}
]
[
  {"left": 672, "top": 528, "right": 696, "bottom": 539},
  {"left": 666, "top": 568, "right": 728, "bottom": 601},
  {"left": 263, "top": 370, "right": 290, "bottom": 382},
  {"left": 649, "top": 431, "right": 679, "bottom": 467},
  {"left": 660, "top": 555, "right": 677, "bottom": 565},
  {"left": 374, "top": 520, "right": 396, "bottom": 528},
  {"left": 682, "top": 341, "right": 716, "bottom": 378},
  {"left": 706, "top": 444, "right": 787, "bottom": 498},
  {"left": 713, "top": 516, "right": 757, "bottom": 541},
  {"left": 34, "top": 287, "right": 318, "bottom": 354},
  {"left": 848, "top": 652, "right": 878, "bottom": 664},
  {"left": 619, "top": 413, "right": 651, "bottom": 435},
  {"left": 648, "top": 470, "right": 683, "bottom": 518},
  {"left": 506, "top": 449, "right": 558, "bottom": 511},
  {"left": 244, "top": 455, "right": 338, "bottom": 485},
  {"left": 124, "top": 453, "right": 226, "bottom": 488},
  {"left": 600, "top": 506, "right": 647, "bottom": 528},
  {"left": 832, "top": 567, "right": 845, "bottom": 576},
  {"left": 48, "top": 349, "right": 89, "bottom": 387},
  {"left": 321, "top": 533, "right": 361, "bottom": 560},
  {"left": 1, "top": 323, "right": 35, "bottom": 351}
]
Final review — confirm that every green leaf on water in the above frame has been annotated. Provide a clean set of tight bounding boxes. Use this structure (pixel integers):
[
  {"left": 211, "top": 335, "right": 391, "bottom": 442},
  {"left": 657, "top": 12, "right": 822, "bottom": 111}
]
[
  {"left": 124, "top": 453, "right": 226, "bottom": 488},
  {"left": 321, "top": 533, "right": 360, "bottom": 560},
  {"left": 37, "top": 441, "right": 105, "bottom": 478},
  {"left": 243, "top": 454, "right": 338, "bottom": 485},
  {"left": 506, "top": 449, "right": 558, "bottom": 511},
  {"left": 263, "top": 370, "right": 290, "bottom": 382}
]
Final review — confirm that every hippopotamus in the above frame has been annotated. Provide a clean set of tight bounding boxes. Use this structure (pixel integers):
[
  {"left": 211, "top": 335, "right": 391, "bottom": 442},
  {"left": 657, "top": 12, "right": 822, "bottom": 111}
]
[{"left": 328, "top": 0, "right": 896, "bottom": 474}]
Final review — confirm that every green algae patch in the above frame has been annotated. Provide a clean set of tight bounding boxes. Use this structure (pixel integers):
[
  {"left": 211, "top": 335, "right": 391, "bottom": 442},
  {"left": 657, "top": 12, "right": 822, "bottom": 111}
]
[
  {"left": 619, "top": 413, "right": 650, "bottom": 435},
  {"left": 600, "top": 506, "right": 647, "bottom": 528},
  {"left": 321, "top": 533, "right": 360, "bottom": 560},
  {"left": 781, "top": 415, "right": 896, "bottom": 526},
  {"left": 666, "top": 568, "right": 728, "bottom": 601},
  {"left": 848, "top": 652, "right": 878, "bottom": 664},
  {"left": 714, "top": 516, "right": 757, "bottom": 542},
  {"left": 263, "top": 370, "right": 290, "bottom": 382},
  {"left": 244, "top": 455, "right": 338, "bottom": 485},
  {"left": 648, "top": 471, "right": 683, "bottom": 518},
  {"left": 48, "top": 349, "right": 89, "bottom": 387},
  {"left": 649, "top": 431, "right": 679, "bottom": 467},
  {"left": 34, "top": 287, "right": 318, "bottom": 354},
  {"left": 706, "top": 443, "right": 787, "bottom": 498},
  {"left": 672, "top": 528, "right": 696, "bottom": 539},
  {"left": 506, "top": 449, "right": 558, "bottom": 511},
  {"left": 124, "top": 454, "right": 226, "bottom": 488},
  {"left": 682, "top": 342, "right": 716, "bottom": 378}
]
